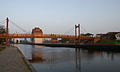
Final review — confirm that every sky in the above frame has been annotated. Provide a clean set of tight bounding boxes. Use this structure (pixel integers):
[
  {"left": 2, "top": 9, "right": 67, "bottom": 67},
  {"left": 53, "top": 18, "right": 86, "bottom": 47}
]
[{"left": 0, "top": 0, "right": 120, "bottom": 35}]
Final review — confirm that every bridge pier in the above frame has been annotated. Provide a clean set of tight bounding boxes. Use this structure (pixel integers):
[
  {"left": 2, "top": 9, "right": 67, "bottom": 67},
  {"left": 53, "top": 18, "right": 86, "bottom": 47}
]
[{"left": 31, "top": 27, "right": 43, "bottom": 44}]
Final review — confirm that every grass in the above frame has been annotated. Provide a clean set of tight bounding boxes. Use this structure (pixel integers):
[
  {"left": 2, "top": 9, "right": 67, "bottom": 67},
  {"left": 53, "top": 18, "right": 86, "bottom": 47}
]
[{"left": 0, "top": 45, "right": 6, "bottom": 51}]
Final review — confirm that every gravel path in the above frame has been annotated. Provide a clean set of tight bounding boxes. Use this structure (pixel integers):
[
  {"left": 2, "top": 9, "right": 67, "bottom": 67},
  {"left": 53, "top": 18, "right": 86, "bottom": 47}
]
[{"left": 0, "top": 46, "right": 31, "bottom": 72}]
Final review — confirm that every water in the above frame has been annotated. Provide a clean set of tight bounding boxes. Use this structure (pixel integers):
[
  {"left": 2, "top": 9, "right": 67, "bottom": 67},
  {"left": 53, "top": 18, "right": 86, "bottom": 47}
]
[{"left": 16, "top": 44, "right": 120, "bottom": 72}]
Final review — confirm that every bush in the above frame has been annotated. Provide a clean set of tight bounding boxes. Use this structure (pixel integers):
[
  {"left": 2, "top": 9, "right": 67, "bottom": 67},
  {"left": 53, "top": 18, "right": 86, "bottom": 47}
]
[{"left": 0, "top": 46, "right": 6, "bottom": 51}]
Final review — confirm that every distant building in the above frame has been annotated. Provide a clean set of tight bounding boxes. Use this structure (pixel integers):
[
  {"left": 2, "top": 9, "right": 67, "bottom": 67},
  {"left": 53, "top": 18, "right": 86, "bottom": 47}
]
[
  {"left": 51, "top": 38, "right": 58, "bottom": 43},
  {"left": 32, "top": 27, "right": 43, "bottom": 44},
  {"left": 106, "top": 32, "right": 120, "bottom": 40},
  {"left": 96, "top": 34, "right": 105, "bottom": 38},
  {"left": 97, "top": 32, "right": 120, "bottom": 40},
  {"left": 115, "top": 33, "right": 120, "bottom": 40}
]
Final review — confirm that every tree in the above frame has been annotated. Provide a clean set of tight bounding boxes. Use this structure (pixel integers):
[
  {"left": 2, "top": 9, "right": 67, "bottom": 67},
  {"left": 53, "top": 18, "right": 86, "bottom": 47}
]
[
  {"left": 81, "top": 33, "right": 94, "bottom": 37},
  {"left": 101, "top": 32, "right": 118, "bottom": 40},
  {"left": 0, "top": 25, "right": 6, "bottom": 44}
]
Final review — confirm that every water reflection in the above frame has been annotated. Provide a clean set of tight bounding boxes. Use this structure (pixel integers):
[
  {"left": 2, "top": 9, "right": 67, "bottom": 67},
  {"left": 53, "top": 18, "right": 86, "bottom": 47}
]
[
  {"left": 30, "top": 45, "right": 45, "bottom": 63},
  {"left": 17, "top": 44, "right": 120, "bottom": 72},
  {"left": 34, "top": 45, "right": 44, "bottom": 48},
  {"left": 30, "top": 46, "right": 82, "bottom": 72},
  {"left": 75, "top": 48, "right": 81, "bottom": 72}
]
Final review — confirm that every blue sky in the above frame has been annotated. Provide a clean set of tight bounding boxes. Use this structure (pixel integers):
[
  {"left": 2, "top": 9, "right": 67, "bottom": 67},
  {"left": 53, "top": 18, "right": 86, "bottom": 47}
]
[{"left": 0, "top": 0, "right": 120, "bottom": 34}]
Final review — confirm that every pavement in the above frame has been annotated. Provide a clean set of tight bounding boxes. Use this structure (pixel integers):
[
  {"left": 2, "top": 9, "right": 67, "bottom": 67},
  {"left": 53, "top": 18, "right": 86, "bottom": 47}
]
[{"left": 0, "top": 46, "right": 31, "bottom": 72}]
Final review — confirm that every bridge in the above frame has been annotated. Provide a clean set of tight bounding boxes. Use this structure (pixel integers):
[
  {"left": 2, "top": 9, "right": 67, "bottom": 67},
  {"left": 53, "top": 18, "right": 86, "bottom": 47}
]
[
  {"left": 0, "top": 18, "right": 95, "bottom": 46},
  {"left": 0, "top": 34, "right": 94, "bottom": 39}
]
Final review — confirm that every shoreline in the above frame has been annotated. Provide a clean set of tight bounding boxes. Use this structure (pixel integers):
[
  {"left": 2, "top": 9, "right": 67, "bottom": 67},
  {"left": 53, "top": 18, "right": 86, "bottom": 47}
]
[
  {"left": 13, "top": 45, "right": 37, "bottom": 72},
  {"left": 0, "top": 45, "right": 34, "bottom": 72},
  {"left": 25, "top": 43, "right": 120, "bottom": 52}
]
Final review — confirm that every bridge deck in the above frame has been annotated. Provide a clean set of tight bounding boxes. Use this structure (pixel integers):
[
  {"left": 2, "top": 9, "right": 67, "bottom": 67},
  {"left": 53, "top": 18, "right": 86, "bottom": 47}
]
[{"left": 0, "top": 34, "right": 94, "bottom": 39}]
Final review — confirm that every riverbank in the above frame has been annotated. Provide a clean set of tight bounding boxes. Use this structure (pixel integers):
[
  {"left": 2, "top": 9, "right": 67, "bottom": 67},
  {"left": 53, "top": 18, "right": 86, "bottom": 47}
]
[
  {"left": 34, "top": 43, "right": 120, "bottom": 52},
  {"left": 0, "top": 46, "right": 32, "bottom": 72}
]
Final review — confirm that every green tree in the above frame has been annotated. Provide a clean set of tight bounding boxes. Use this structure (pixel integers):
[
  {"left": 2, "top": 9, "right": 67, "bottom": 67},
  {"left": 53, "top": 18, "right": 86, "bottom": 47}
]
[{"left": 0, "top": 25, "right": 6, "bottom": 44}]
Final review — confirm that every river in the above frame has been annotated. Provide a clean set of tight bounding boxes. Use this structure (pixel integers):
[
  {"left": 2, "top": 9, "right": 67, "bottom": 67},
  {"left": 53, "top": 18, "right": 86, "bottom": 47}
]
[{"left": 15, "top": 44, "right": 120, "bottom": 72}]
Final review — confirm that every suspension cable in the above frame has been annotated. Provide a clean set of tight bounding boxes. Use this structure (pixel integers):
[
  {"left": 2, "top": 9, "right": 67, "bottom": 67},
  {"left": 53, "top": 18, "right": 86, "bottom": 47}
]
[
  {"left": 63, "top": 24, "right": 88, "bottom": 35},
  {"left": 9, "top": 20, "right": 28, "bottom": 33},
  {"left": 81, "top": 25, "right": 88, "bottom": 33},
  {"left": 63, "top": 27, "right": 74, "bottom": 35}
]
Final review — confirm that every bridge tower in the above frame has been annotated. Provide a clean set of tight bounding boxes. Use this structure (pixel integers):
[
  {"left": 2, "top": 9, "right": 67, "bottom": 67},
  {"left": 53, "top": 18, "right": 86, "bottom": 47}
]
[
  {"left": 32, "top": 27, "right": 43, "bottom": 44},
  {"left": 6, "top": 17, "right": 9, "bottom": 46},
  {"left": 75, "top": 24, "right": 80, "bottom": 44}
]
